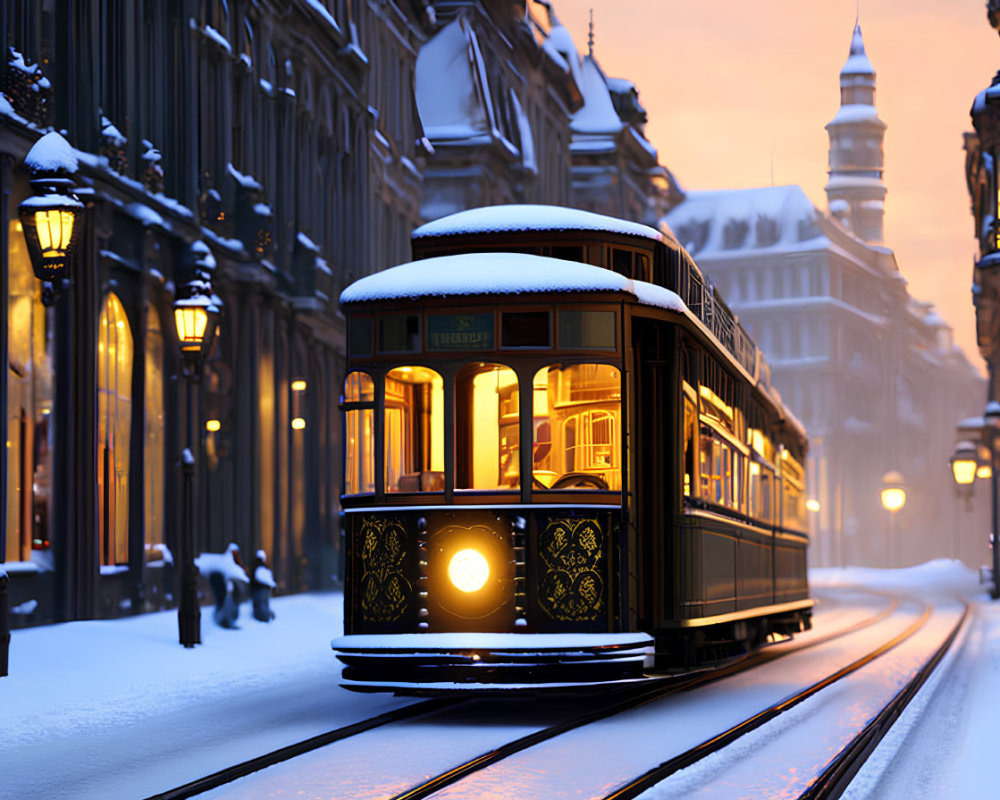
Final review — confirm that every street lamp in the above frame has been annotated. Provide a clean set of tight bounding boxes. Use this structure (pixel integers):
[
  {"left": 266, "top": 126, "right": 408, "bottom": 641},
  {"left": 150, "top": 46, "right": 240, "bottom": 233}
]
[
  {"left": 880, "top": 470, "right": 907, "bottom": 568},
  {"left": 17, "top": 132, "right": 85, "bottom": 305},
  {"left": 951, "top": 440, "right": 979, "bottom": 489},
  {"left": 984, "top": 401, "right": 1000, "bottom": 599},
  {"left": 173, "top": 268, "right": 221, "bottom": 647}
]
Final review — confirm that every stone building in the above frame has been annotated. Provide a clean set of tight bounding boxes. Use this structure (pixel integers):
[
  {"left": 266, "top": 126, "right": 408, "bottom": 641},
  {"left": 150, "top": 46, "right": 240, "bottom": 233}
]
[
  {"left": 665, "top": 25, "right": 987, "bottom": 569},
  {"left": 0, "top": 0, "right": 437, "bottom": 626}
]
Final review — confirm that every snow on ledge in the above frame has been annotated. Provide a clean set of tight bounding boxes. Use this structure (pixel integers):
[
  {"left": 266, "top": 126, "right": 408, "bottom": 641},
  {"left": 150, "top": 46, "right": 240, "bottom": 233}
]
[
  {"left": 413, "top": 204, "right": 665, "bottom": 243},
  {"left": 332, "top": 631, "right": 654, "bottom": 651}
]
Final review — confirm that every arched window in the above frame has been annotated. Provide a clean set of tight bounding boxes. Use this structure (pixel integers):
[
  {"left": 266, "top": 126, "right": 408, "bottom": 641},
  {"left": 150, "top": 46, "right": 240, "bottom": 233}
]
[
  {"left": 143, "top": 302, "right": 165, "bottom": 557},
  {"left": 455, "top": 363, "right": 519, "bottom": 490},
  {"left": 341, "top": 371, "right": 375, "bottom": 495},
  {"left": 98, "top": 293, "right": 133, "bottom": 565},
  {"left": 384, "top": 366, "right": 443, "bottom": 493},
  {"left": 6, "top": 219, "right": 55, "bottom": 562}
]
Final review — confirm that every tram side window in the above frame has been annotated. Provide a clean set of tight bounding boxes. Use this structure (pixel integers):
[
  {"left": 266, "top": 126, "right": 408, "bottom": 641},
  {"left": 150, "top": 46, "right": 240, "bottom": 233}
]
[
  {"left": 455, "top": 363, "right": 520, "bottom": 490},
  {"left": 683, "top": 398, "right": 696, "bottom": 496},
  {"left": 342, "top": 372, "right": 375, "bottom": 495},
  {"left": 533, "top": 363, "right": 621, "bottom": 491},
  {"left": 384, "top": 367, "right": 444, "bottom": 493}
]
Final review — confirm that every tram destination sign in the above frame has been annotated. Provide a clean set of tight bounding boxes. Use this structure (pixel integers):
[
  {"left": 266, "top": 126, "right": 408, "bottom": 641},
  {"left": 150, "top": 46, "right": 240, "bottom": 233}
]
[{"left": 427, "top": 313, "right": 494, "bottom": 351}]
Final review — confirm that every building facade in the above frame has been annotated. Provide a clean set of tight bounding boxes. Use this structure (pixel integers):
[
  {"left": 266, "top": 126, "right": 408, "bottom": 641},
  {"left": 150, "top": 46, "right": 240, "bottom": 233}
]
[
  {"left": 0, "top": 0, "right": 439, "bottom": 626},
  {"left": 665, "top": 25, "right": 987, "bottom": 569}
]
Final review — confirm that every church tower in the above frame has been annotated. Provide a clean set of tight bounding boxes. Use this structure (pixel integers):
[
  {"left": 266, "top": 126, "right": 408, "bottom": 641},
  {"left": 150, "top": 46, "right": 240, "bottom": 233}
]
[{"left": 825, "top": 23, "right": 887, "bottom": 243}]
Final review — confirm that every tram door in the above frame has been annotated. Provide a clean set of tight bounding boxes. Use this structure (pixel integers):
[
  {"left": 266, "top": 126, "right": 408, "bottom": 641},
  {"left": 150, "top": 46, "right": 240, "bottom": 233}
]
[{"left": 631, "top": 320, "right": 676, "bottom": 631}]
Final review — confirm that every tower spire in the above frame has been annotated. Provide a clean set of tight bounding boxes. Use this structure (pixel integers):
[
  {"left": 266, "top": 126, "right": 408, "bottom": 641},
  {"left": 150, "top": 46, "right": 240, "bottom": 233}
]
[
  {"left": 588, "top": 9, "right": 594, "bottom": 56},
  {"left": 824, "top": 21, "right": 887, "bottom": 243}
]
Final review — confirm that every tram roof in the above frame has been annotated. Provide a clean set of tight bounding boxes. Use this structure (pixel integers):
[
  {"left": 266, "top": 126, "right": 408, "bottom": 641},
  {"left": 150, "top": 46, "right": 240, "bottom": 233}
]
[
  {"left": 413, "top": 204, "right": 674, "bottom": 245},
  {"left": 339, "top": 252, "right": 686, "bottom": 310}
]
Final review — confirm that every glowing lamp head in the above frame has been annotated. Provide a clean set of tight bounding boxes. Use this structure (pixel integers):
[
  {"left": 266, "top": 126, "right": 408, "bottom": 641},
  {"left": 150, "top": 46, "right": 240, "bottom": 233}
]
[
  {"left": 291, "top": 417, "right": 306, "bottom": 430},
  {"left": 447, "top": 548, "right": 490, "bottom": 593},
  {"left": 880, "top": 470, "right": 906, "bottom": 513},
  {"left": 173, "top": 278, "right": 220, "bottom": 364},
  {"left": 173, "top": 305, "right": 210, "bottom": 352},
  {"left": 18, "top": 191, "right": 84, "bottom": 284},
  {"left": 806, "top": 499, "right": 820, "bottom": 513},
  {"left": 950, "top": 441, "right": 979, "bottom": 487}
]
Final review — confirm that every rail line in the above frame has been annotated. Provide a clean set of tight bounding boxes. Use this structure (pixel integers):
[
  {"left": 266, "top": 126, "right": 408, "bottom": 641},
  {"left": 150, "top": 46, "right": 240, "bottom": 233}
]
[
  {"left": 142, "top": 698, "right": 456, "bottom": 800},
  {"left": 385, "top": 590, "right": 902, "bottom": 800},
  {"left": 145, "top": 588, "right": 899, "bottom": 800}
]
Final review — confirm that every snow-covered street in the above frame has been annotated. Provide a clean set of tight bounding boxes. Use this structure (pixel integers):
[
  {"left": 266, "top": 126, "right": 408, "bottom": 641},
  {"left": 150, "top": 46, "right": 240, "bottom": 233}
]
[{"left": 2, "top": 561, "right": 998, "bottom": 799}]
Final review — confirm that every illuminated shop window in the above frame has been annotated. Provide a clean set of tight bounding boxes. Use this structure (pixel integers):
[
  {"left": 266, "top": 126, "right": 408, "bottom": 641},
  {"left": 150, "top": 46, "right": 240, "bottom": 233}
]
[
  {"left": 144, "top": 302, "right": 165, "bottom": 559},
  {"left": 98, "top": 293, "right": 133, "bottom": 566},
  {"left": 384, "top": 366, "right": 443, "bottom": 493},
  {"left": 6, "top": 220, "right": 55, "bottom": 562},
  {"left": 532, "top": 363, "right": 621, "bottom": 491},
  {"left": 342, "top": 371, "right": 375, "bottom": 495},
  {"left": 455, "top": 363, "right": 519, "bottom": 490},
  {"left": 781, "top": 451, "right": 807, "bottom": 531}
]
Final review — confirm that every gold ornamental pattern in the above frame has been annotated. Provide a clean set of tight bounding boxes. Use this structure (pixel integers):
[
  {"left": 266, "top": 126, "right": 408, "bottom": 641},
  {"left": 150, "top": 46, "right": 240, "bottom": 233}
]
[
  {"left": 538, "top": 517, "right": 605, "bottom": 621},
  {"left": 358, "top": 517, "right": 411, "bottom": 622}
]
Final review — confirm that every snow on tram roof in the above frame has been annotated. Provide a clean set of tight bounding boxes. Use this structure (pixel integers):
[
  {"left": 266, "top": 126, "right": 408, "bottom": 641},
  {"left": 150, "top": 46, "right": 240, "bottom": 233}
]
[
  {"left": 341, "top": 252, "right": 689, "bottom": 315},
  {"left": 340, "top": 252, "right": 642, "bottom": 303},
  {"left": 412, "top": 204, "right": 667, "bottom": 243}
]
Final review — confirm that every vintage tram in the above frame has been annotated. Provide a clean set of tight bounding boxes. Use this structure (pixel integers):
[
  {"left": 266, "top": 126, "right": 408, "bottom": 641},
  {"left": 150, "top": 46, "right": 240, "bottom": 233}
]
[{"left": 331, "top": 205, "right": 812, "bottom": 692}]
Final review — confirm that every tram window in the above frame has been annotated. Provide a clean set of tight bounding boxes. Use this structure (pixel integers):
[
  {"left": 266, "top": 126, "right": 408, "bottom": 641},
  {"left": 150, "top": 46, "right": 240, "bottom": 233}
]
[
  {"left": 683, "top": 398, "right": 696, "bottom": 497},
  {"left": 384, "top": 366, "right": 444, "bottom": 493},
  {"left": 559, "top": 310, "right": 616, "bottom": 350},
  {"left": 533, "top": 364, "right": 621, "bottom": 491},
  {"left": 378, "top": 314, "right": 420, "bottom": 353},
  {"left": 732, "top": 452, "right": 745, "bottom": 513},
  {"left": 761, "top": 467, "right": 774, "bottom": 523},
  {"left": 455, "top": 363, "right": 519, "bottom": 490},
  {"left": 342, "top": 372, "right": 375, "bottom": 495},
  {"left": 635, "top": 253, "right": 650, "bottom": 282},
  {"left": 549, "top": 245, "right": 584, "bottom": 263},
  {"left": 501, "top": 311, "right": 550, "bottom": 348},
  {"left": 349, "top": 316, "right": 373, "bottom": 356},
  {"left": 610, "top": 248, "right": 632, "bottom": 277}
]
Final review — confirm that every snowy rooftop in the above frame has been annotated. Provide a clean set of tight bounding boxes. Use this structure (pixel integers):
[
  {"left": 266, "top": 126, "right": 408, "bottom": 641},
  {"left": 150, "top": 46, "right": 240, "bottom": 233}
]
[
  {"left": 413, "top": 204, "right": 665, "bottom": 243},
  {"left": 662, "top": 185, "right": 824, "bottom": 257},
  {"left": 571, "top": 55, "right": 625, "bottom": 136}
]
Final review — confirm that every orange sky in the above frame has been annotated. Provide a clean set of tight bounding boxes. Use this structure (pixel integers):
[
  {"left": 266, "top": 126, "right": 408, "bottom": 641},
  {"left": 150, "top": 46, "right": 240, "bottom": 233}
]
[{"left": 557, "top": 0, "right": 1000, "bottom": 373}]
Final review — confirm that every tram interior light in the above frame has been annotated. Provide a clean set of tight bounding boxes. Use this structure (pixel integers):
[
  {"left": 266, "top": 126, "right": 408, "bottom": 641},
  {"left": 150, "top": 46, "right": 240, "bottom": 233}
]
[{"left": 448, "top": 548, "right": 490, "bottom": 593}]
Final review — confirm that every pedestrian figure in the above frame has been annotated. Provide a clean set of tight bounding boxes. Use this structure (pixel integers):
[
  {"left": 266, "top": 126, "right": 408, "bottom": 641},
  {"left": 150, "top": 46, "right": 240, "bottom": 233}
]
[
  {"left": 196, "top": 543, "right": 249, "bottom": 629},
  {"left": 250, "top": 549, "right": 277, "bottom": 622}
]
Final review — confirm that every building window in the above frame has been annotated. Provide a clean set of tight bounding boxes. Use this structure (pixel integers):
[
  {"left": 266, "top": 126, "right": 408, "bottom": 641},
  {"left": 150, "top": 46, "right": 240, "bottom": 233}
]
[
  {"left": 97, "top": 293, "right": 133, "bottom": 566},
  {"left": 5, "top": 220, "right": 54, "bottom": 562},
  {"left": 143, "top": 302, "right": 165, "bottom": 559}
]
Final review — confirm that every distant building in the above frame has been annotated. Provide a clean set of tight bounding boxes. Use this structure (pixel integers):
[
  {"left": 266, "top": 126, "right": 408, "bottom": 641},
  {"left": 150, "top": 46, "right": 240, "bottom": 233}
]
[{"left": 665, "top": 25, "right": 987, "bottom": 568}]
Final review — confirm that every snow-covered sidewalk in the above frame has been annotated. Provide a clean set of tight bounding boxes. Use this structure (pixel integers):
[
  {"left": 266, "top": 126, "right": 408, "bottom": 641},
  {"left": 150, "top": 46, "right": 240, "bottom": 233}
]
[{"left": 0, "top": 591, "right": 414, "bottom": 800}]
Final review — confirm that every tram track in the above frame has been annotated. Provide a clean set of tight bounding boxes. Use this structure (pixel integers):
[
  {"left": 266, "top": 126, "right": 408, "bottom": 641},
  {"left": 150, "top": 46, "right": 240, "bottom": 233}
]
[
  {"left": 383, "top": 589, "right": 905, "bottom": 800},
  {"left": 145, "top": 588, "right": 902, "bottom": 800},
  {"left": 142, "top": 698, "right": 458, "bottom": 800}
]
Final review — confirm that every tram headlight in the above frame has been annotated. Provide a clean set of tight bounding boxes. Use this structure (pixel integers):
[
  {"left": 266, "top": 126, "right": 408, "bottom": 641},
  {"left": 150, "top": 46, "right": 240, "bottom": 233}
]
[{"left": 448, "top": 548, "right": 490, "bottom": 593}]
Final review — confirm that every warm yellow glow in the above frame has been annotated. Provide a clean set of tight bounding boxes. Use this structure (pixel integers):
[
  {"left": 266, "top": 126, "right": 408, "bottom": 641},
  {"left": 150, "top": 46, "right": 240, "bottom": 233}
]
[
  {"left": 806, "top": 498, "right": 820, "bottom": 513},
  {"left": 14, "top": 220, "right": 22, "bottom": 232},
  {"left": 880, "top": 487, "right": 907, "bottom": 512},
  {"left": 291, "top": 417, "right": 306, "bottom": 430},
  {"left": 34, "top": 208, "right": 75, "bottom": 255},
  {"left": 174, "top": 306, "right": 208, "bottom": 350},
  {"left": 952, "top": 457, "right": 978, "bottom": 486},
  {"left": 977, "top": 463, "right": 992, "bottom": 480},
  {"left": 205, "top": 419, "right": 221, "bottom": 432},
  {"left": 291, "top": 379, "right": 307, "bottom": 392},
  {"left": 749, "top": 428, "right": 766, "bottom": 457},
  {"left": 448, "top": 548, "right": 490, "bottom": 592}
]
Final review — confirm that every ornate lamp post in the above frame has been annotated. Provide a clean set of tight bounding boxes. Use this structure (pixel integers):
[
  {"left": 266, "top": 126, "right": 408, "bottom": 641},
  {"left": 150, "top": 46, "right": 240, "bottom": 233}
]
[
  {"left": 173, "top": 270, "right": 220, "bottom": 647},
  {"left": 880, "top": 470, "right": 907, "bottom": 568},
  {"left": 17, "top": 132, "right": 85, "bottom": 306},
  {"left": 985, "top": 401, "right": 1000, "bottom": 599}
]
